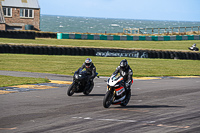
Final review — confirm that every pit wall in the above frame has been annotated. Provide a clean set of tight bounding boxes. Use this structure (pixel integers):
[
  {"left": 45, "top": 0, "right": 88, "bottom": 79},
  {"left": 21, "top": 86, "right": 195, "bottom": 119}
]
[{"left": 57, "top": 33, "right": 200, "bottom": 41}]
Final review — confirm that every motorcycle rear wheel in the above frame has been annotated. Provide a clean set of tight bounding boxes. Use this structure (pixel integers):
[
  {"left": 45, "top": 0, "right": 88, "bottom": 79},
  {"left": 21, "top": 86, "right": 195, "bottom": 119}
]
[
  {"left": 103, "top": 90, "right": 114, "bottom": 108},
  {"left": 120, "top": 92, "right": 131, "bottom": 107},
  {"left": 67, "top": 82, "right": 76, "bottom": 96},
  {"left": 83, "top": 82, "right": 94, "bottom": 95}
]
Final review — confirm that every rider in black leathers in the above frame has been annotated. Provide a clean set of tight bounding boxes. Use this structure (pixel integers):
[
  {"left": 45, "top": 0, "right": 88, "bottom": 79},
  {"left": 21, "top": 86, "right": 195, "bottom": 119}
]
[
  {"left": 112, "top": 59, "right": 133, "bottom": 95},
  {"left": 78, "top": 58, "right": 96, "bottom": 89}
]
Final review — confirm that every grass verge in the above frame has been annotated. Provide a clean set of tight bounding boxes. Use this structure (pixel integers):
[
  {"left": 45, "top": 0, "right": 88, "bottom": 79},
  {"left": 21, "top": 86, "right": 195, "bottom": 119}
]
[
  {"left": 0, "top": 75, "right": 50, "bottom": 87},
  {"left": 0, "top": 54, "right": 199, "bottom": 77}
]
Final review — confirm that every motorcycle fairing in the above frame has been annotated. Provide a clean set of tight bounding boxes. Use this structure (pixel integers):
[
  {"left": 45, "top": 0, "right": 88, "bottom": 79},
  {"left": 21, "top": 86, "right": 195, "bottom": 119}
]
[
  {"left": 115, "top": 87, "right": 125, "bottom": 96},
  {"left": 108, "top": 76, "right": 123, "bottom": 87},
  {"left": 113, "top": 95, "right": 126, "bottom": 103}
]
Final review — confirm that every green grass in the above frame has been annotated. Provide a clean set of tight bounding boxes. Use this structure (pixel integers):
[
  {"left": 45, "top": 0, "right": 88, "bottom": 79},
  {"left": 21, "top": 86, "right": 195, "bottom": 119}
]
[
  {"left": 0, "top": 38, "right": 200, "bottom": 87},
  {"left": 0, "top": 75, "right": 50, "bottom": 87},
  {"left": 0, "top": 54, "right": 199, "bottom": 77},
  {"left": 1, "top": 38, "right": 200, "bottom": 51}
]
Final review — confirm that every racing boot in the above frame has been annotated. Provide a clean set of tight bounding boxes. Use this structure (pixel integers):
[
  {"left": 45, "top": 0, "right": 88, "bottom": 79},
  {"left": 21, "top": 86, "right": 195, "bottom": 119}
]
[{"left": 125, "top": 83, "right": 131, "bottom": 100}]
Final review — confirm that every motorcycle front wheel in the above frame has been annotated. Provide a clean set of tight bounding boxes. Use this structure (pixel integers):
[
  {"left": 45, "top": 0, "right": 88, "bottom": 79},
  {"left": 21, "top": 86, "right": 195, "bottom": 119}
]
[
  {"left": 103, "top": 90, "right": 114, "bottom": 108},
  {"left": 67, "top": 82, "right": 76, "bottom": 96}
]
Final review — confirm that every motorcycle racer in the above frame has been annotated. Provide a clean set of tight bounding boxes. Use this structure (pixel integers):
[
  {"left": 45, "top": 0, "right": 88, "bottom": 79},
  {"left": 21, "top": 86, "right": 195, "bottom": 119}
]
[
  {"left": 112, "top": 59, "right": 133, "bottom": 96},
  {"left": 78, "top": 58, "right": 96, "bottom": 89}
]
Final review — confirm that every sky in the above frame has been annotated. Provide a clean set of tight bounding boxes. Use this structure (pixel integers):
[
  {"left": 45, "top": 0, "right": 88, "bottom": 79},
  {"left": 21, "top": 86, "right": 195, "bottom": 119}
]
[{"left": 38, "top": 0, "right": 200, "bottom": 21}]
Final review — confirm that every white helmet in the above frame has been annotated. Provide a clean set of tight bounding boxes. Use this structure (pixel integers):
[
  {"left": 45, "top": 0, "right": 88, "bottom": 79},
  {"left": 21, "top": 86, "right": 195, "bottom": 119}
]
[{"left": 85, "top": 58, "right": 92, "bottom": 68}]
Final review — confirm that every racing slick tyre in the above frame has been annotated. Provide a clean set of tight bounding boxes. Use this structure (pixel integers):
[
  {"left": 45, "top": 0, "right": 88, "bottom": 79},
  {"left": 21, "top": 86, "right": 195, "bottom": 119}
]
[
  {"left": 120, "top": 91, "right": 131, "bottom": 107},
  {"left": 67, "top": 82, "right": 76, "bottom": 96},
  {"left": 120, "top": 92, "right": 131, "bottom": 107},
  {"left": 103, "top": 90, "right": 114, "bottom": 108},
  {"left": 83, "top": 82, "right": 94, "bottom": 95}
]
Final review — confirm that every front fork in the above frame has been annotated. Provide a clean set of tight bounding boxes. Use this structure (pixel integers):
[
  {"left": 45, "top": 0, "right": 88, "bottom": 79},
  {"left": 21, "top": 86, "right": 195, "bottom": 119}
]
[
  {"left": 107, "top": 86, "right": 116, "bottom": 103},
  {"left": 72, "top": 81, "right": 79, "bottom": 92}
]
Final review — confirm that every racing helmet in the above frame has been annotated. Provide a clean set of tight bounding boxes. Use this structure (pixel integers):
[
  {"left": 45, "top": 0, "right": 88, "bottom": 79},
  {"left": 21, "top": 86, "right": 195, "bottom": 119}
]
[
  {"left": 120, "top": 59, "right": 128, "bottom": 71},
  {"left": 85, "top": 58, "right": 92, "bottom": 68}
]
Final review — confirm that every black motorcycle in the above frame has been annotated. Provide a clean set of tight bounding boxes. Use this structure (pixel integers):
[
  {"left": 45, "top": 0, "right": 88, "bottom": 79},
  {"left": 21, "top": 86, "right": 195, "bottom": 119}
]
[{"left": 67, "top": 69, "right": 98, "bottom": 96}]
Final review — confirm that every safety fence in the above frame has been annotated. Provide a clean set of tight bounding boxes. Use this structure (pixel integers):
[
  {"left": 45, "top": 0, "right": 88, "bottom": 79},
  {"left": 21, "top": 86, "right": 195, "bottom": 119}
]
[
  {"left": 123, "top": 26, "right": 200, "bottom": 34},
  {"left": 0, "top": 44, "right": 199, "bottom": 60},
  {"left": 35, "top": 32, "right": 57, "bottom": 38},
  {"left": 57, "top": 33, "right": 200, "bottom": 41},
  {"left": 1, "top": 30, "right": 199, "bottom": 41}
]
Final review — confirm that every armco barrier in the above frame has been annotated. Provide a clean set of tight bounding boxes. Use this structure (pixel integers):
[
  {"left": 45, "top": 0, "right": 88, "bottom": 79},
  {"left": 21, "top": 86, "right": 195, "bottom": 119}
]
[
  {"left": 194, "top": 35, "right": 200, "bottom": 40},
  {"left": 57, "top": 33, "right": 200, "bottom": 41}
]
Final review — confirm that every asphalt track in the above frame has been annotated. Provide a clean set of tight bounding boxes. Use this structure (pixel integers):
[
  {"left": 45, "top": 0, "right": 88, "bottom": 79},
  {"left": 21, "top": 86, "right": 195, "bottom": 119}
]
[{"left": 0, "top": 71, "right": 200, "bottom": 133}]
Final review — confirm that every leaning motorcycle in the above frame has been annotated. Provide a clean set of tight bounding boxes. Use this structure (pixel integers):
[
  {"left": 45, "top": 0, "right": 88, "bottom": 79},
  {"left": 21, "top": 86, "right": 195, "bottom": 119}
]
[
  {"left": 188, "top": 47, "right": 199, "bottom": 51},
  {"left": 67, "top": 69, "right": 98, "bottom": 96},
  {"left": 103, "top": 75, "right": 133, "bottom": 108}
]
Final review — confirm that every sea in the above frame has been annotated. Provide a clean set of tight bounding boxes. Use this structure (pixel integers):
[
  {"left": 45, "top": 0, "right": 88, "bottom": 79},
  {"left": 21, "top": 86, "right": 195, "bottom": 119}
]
[{"left": 40, "top": 15, "right": 200, "bottom": 34}]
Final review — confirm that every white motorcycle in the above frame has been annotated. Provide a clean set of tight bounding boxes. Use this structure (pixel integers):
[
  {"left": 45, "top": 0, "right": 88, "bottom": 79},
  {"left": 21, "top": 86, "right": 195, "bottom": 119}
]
[{"left": 103, "top": 75, "right": 133, "bottom": 108}]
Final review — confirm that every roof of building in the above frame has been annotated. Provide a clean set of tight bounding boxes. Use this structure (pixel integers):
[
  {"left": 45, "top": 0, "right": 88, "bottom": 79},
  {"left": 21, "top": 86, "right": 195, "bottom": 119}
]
[{"left": 1, "top": 0, "right": 40, "bottom": 9}]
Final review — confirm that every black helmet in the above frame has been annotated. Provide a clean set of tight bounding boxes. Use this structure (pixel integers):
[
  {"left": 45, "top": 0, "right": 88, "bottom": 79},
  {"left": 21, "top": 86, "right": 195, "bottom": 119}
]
[
  {"left": 85, "top": 58, "right": 92, "bottom": 68},
  {"left": 120, "top": 59, "right": 128, "bottom": 71}
]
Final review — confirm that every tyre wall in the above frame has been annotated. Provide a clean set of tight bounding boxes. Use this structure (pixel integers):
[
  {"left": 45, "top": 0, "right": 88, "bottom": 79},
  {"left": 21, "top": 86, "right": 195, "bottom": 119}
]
[
  {"left": 0, "top": 44, "right": 199, "bottom": 60},
  {"left": 35, "top": 32, "right": 57, "bottom": 38},
  {"left": 0, "top": 30, "right": 57, "bottom": 39},
  {"left": 57, "top": 33, "right": 200, "bottom": 41},
  {"left": 0, "top": 30, "right": 35, "bottom": 39}
]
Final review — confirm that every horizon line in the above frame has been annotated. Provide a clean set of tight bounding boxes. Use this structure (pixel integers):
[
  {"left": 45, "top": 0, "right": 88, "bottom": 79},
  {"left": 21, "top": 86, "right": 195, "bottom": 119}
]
[{"left": 40, "top": 14, "right": 200, "bottom": 23}]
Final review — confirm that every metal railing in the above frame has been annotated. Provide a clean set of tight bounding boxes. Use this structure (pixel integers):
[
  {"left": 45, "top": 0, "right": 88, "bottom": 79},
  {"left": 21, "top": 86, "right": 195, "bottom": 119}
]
[{"left": 123, "top": 26, "right": 200, "bottom": 34}]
